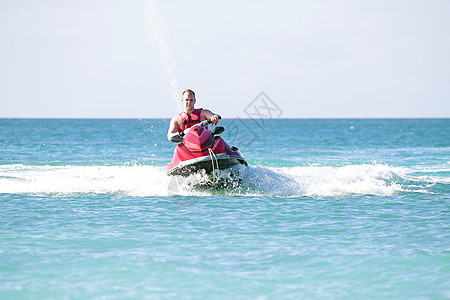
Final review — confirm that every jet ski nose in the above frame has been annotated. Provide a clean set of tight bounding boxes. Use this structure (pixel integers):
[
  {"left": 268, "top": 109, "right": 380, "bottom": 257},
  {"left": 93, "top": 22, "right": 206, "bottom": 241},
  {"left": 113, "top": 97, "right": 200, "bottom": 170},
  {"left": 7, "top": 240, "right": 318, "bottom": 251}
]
[{"left": 184, "top": 126, "right": 214, "bottom": 152}]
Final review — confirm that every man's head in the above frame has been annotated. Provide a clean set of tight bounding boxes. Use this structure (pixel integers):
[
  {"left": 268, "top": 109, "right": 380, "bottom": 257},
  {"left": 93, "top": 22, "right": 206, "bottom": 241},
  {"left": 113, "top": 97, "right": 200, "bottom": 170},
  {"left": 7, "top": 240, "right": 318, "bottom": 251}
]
[{"left": 181, "top": 89, "right": 196, "bottom": 113}]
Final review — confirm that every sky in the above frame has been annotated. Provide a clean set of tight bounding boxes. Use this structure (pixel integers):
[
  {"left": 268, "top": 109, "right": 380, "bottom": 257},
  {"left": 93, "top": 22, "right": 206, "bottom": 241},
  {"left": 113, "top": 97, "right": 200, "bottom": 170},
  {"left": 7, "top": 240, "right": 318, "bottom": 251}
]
[{"left": 1, "top": 0, "right": 449, "bottom": 118}]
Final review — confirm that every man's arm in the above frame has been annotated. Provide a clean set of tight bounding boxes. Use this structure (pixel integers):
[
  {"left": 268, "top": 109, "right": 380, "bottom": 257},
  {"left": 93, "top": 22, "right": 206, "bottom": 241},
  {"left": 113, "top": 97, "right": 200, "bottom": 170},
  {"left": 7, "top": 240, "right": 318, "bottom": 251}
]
[
  {"left": 167, "top": 116, "right": 182, "bottom": 142},
  {"left": 201, "top": 109, "right": 221, "bottom": 124}
]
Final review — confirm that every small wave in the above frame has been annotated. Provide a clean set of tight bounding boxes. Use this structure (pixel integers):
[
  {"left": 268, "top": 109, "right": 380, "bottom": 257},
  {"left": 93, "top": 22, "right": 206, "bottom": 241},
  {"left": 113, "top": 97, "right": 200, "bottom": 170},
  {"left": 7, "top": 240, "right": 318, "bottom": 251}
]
[
  {"left": 0, "top": 163, "right": 435, "bottom": 197},
  {"left": 167, "top": 163, "right": 434, "bottom": 197},
  {"left": 406, "top": 165, "right": 450, "bottom": 184},
  {"left": 0, "top": 164, "right": 170, "bottom": 197},
  {"left": 275, "top": 164, "right": 406, "bottom": 197}
]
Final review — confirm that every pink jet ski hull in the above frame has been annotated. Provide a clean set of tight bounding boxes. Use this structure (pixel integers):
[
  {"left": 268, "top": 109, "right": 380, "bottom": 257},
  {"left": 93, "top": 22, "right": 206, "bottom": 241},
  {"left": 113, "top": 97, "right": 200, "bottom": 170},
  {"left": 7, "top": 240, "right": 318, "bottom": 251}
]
[{"left": 166, "top": 125, "right": 247, "bottom": 176}]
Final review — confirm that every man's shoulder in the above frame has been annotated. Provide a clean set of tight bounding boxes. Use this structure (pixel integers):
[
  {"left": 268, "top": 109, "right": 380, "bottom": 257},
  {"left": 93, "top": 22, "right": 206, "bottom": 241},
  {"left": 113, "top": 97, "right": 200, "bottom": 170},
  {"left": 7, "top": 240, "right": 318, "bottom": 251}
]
[
  {"left": 200, "top": 109, "right": 213, "bottom": 116},
  {"left": 199, "top": 108, "right": 212, "bottom": 114},
  {"left": 170, "top": 114, "right": 180, "bottom": 124}
]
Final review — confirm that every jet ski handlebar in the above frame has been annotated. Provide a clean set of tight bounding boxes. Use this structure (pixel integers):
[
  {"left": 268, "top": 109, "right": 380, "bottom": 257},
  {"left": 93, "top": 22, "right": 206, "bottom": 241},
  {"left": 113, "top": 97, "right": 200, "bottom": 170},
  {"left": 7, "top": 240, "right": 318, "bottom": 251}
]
[
  {"left": 180, "top": 116, "right": 222, "bottom": 138},
  {"left": 199, "top": 116, "right": 221, "bottom": 128}
]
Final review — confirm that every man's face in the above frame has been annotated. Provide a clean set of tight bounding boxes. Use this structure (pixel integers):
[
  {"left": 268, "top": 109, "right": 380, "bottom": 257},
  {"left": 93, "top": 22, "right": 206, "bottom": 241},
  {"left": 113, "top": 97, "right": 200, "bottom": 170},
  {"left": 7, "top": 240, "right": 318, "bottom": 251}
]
[{"left": 182, "top": 92, "right": 196, "bottom": 111}]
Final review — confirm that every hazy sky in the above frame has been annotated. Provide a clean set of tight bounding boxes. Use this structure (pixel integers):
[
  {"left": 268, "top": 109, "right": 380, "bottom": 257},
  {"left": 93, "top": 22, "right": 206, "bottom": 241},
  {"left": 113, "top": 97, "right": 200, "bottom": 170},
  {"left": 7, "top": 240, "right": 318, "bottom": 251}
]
[{"left": 1, "top": 0, "right": 449, "bottom": 118}]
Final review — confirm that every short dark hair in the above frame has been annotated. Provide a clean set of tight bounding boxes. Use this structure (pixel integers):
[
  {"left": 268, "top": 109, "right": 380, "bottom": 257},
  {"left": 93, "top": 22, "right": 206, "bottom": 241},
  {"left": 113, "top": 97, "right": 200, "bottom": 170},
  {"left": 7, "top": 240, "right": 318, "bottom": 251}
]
[{"left": 182, "top": 89, "right": 195, "bottom": 99}]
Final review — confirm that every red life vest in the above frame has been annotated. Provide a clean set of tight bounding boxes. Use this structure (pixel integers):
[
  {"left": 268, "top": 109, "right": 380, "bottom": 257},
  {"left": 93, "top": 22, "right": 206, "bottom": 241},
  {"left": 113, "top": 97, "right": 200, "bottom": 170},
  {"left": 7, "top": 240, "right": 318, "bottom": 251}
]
[{"left": 178, "top": 108, "right": 203, "bottom": 132}]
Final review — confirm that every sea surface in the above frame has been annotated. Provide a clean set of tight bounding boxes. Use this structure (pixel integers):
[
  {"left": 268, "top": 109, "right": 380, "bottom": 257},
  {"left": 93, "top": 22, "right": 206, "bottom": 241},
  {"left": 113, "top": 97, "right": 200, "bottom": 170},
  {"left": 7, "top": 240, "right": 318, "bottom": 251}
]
[{"left": 0, "top": 118, "right": 449, "bottom": 299}]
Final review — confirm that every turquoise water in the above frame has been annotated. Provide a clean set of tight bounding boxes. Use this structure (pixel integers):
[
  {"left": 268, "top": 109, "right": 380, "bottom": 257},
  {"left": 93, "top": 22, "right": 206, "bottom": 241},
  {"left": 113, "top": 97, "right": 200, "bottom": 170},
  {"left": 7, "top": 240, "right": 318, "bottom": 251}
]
[{"left": 1, "top": 119, "right": 449, "bottom": 299}]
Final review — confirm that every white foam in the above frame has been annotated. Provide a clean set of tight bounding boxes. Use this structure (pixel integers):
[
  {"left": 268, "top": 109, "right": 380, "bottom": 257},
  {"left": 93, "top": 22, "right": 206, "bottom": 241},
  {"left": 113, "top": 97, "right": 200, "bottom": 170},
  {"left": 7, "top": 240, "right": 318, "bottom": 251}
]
[
  {"left": 0, "top": 163, "right": 432, "bottom": 197},
  {"left": 0, "top": 164, "right": 171, "bottom": 197},
  {"left": 277, "top": 164, "right": 405, "bottom": 197},
  {"left": 407, "top": 164, "right": 450, "bottom": 184}
]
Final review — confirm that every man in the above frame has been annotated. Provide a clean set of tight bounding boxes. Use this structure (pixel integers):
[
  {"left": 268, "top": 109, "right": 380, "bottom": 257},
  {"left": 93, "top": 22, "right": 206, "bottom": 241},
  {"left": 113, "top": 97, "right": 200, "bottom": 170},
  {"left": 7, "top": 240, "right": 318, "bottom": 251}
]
[{"left": 167, "top": 89, "right": 221, "bottom": 142}]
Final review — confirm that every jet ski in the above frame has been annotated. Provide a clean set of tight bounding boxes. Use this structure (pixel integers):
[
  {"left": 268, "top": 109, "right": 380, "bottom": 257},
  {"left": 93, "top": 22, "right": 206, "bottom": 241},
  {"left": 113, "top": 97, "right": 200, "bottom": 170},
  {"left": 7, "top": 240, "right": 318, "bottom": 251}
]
[{"left": 166, "top": 119, "right": 248, "bottom": 180}]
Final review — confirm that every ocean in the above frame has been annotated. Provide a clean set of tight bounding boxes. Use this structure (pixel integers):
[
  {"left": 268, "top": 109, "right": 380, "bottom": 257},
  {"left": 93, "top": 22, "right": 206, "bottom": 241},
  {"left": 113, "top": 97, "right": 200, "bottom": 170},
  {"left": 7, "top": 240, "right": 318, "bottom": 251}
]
[{"left": 0, "top": 118, "right": 449, "bottom": 299}]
